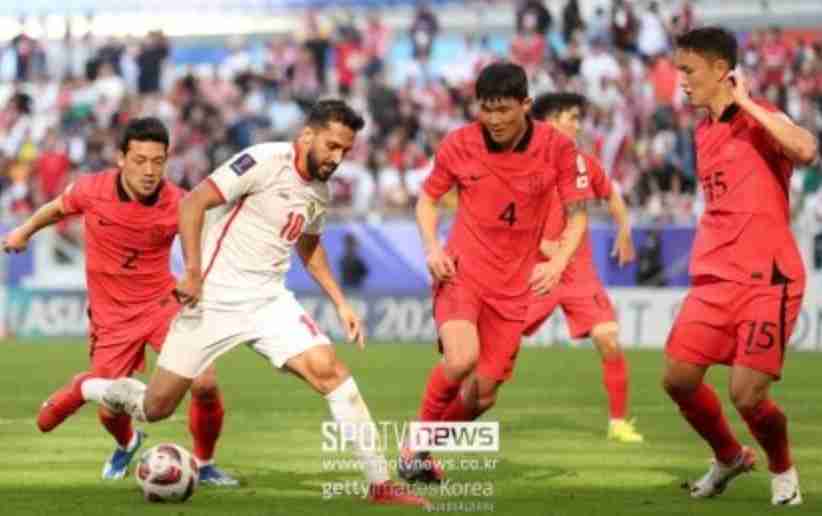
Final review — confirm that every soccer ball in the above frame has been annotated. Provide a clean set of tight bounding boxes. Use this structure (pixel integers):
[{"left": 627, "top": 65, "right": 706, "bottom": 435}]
[{"left": 136, "top": 443, "right": 199, "bottom": 503}]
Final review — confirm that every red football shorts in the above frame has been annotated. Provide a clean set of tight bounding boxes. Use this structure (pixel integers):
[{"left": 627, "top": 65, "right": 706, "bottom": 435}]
[
  {"left": 666, "top": 277, "right": 804, "bottom": 379},
  {"left": 88, "top": 296, "right": 182, "bottom": 378},
  {"left": 523, "top": 282, "right": 617, "bottom": 338},
  {"left": 432, "top": 278, "right": 526, "bottom": 382}
]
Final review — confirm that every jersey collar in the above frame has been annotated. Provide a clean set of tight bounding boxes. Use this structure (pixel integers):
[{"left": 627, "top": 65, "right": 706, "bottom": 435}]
[
  {"left": 116, "top": 172, "right": 164, "bottom": 206},
  {"left": 718, "top": 103, "right": 741, "bottom": 123},
  {"left": 481, "top": 116, "right": 534, "bottom": 153}
]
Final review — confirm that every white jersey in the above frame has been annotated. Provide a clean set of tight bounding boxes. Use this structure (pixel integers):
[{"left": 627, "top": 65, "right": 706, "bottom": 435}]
[{"left": 200, "top": 142, "right": 329, "bottom": 308}]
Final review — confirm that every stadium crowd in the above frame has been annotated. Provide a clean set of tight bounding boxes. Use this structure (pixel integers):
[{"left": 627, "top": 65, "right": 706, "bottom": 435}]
[{"left": 0, "top": 0, "right": 820, "bottom": 229}]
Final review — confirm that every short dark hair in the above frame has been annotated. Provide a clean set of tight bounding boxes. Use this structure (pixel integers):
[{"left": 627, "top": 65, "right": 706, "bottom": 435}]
[
  {"left": 531, "top": 93, "right": 587, "bottom": 121},
  {"left": 675, "top": 26, "right": 738, "bottom": 69},
  {"left": 119, "top": 117, "right": 170, "bottom": 154},
  {"left": 305, "top": 99, "right": 365, "bottom": 132},
  {"left": 475, "top": 62, "right": 528, "bottom": 102}
]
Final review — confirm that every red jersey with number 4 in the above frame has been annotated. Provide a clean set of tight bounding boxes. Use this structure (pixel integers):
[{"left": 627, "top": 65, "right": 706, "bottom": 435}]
[
  {"left": 62, "top": 169, "right": 182, "bottom": 329},
  {"left": 423, "top": 119, "right": 592, "bottom": 306},
  {"left": 691, "top": 100, "right": 805, "bottom": 285},
  {"left": 541, "top": 152, "right": 613, "bottom": 290}
]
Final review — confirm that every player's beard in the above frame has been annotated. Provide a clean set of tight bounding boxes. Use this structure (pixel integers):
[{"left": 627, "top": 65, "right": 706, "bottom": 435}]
[{"left": 306, "top": 148, "right": 336, "bottom": 183}]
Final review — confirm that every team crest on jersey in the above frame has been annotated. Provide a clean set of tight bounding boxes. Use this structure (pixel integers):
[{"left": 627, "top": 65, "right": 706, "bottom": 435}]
[
  {"left": 229, "top": 153, "right": 257, "bottom": 176},
  {"left": 307, "top": 201, "right": 318, "bottom": 221}
]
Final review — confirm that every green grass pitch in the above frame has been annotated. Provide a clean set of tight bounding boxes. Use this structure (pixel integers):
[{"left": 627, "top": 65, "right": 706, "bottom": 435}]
[{"left": 0, "top": 340, "right": 819, "bottom": 515}]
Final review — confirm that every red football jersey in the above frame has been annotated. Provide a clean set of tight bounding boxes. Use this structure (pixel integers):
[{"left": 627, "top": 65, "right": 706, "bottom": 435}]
[
  {"left": 423, "top": 120, "right": 592, "bottom": 310},
  {"left": 62, "top": 170, "right": 183, "bottom": 329},
  {"left": 541, "top": 152, "right": 613, "bottom": 290},
  {"left": 690, "top": 100, "right": 805, "bottom": 285}
]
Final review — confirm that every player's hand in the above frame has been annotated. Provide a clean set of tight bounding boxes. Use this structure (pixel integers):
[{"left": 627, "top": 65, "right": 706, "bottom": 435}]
[
  {"left": 2, "top": 227, "right": 30, "bottom": 253},
  {"left": 611, "top": 228, "right": 636, "bottom": 267},
  {"left": 540, "top": 239, "right": 560, "bottom": 258},
  {"left": 337, "top": 302, "right": 365, "bottom": 350},
  {"left": 727, "top": 68, "right": 752, "bottom": 106},
  {"left": 173, "top": 270, "right": 203, "bottom": 308},
  {"left": 530, "top": 258, "right": 566, "bottom": 296},
  {"left": 426, "top": 244, "right": 456, "bottom": 282}
]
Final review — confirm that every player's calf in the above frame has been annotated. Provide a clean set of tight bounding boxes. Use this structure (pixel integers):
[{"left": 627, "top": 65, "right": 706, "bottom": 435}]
[
  {"left": 37, "top": 372, "right": 93, "bottom": 432},
  {"left": 287, "top": 345, "right": 350, "bottom": 395}
]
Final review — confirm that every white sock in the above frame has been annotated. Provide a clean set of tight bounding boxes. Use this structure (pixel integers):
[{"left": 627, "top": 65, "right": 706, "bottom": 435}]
[
  {"left": 325, "top": 377, "right": 390, "bottom": 484},
  {"left": 81, "top": 379, "right": 113, "bottom": 403}
]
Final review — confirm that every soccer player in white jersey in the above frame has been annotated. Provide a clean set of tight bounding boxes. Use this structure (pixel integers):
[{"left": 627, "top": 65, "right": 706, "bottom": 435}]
[{"left": 77, "top": 100, "right": 429, "bottom": 507}]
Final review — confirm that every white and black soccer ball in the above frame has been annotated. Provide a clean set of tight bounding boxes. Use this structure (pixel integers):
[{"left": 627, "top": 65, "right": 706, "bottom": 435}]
[{"left": 136, "top": 443, "right": 199, "bottom": 503}]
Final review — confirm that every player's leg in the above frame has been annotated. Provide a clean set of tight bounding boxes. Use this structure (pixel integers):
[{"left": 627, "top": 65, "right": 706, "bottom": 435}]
[
  {"left": 250, "top": 294, "right": 428, "bottom": 507},
  {"left": 187, "top": 365, "right": 236, "bottom": 485},
  {"left": 418, "top": 281, "right": 484, "bottom": 423},
  {"left": 730, "top": 280, "right": 804, "bottom": 505},
  {"left": 81, "top": 308, "right": 249, "bottom": 423},
  {"left": 663, "top": 292, "right": 754, "bottom": 498},
  {"left": 36, "top": 325, "right": 105, "bottom": 432},
  {"left": 441, "top": 308, "right": 522, "bottom": 421},
  {"left": 399, "top": 284, "right": 482, "bottom": 485}
]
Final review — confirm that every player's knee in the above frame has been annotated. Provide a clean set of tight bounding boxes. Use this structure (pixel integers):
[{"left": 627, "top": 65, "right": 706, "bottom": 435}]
[
  {"left": 592, "top": 330, "right": 621, "bottom": 359},
  {"left": 306, "top": 347, "right": 349, "bottom": 394},
  {"left": 476, "top": 392, "right": 497, "bottom": 414},
  {"left": 730, "top": 385, "right": 765, "bottom": 414},
  {"left": 442, "top": 356, "right": 476, "bottom": 380},
  {"left": 190, "top": 374, "right": 219, "bottom": 401},
  {"left": 143, "top": 393, "right": 177, "bottom": 422},
  {"left": 662, "top": 374, "right": 696, "bottom": 399}
]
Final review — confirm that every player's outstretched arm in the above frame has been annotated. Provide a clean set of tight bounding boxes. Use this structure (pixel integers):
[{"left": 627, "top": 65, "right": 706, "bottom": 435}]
[
  {"left": 174, "top": 180, "right": 225, "bottom": 306},
  {"left": 730, "top": 69, "right": 818, "bottom": 165},
  {"left": 1, "top": 195, "right": 68, "bottom": 253},
  {"left": 530, "top": 200, "right": 589, "bottom": 295},
  {"left": 416, "top": 191, "right": 455, "bottom": 281},
  {"left": 296, "top": 233, "right": 365, "bottom": 348},
  {"left": 607, "top": 188, "right": 636, "bottom": 266}
]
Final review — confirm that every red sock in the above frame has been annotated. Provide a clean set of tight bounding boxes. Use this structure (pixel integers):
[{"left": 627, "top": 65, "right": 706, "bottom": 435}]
[
  {"left": 418, "top": 363, "right": 462, "bottom": 422},
  {"left": 189, "top": 391, "right": 225, "bottom": 463},
  {"left": 740, "top": 399, "right": 792, "bottom": 473},
  {"left": 602, "top": 355, "right": 628, "bottom": 419},
  {"left": 98, "top": 408, "right": 134, "bottom": 449},
  {"left": 441, "top": 392, "right": 477, "bottom": 422},
  {"left": 669, "top": 383, "right": 742, "bottom": 465}
]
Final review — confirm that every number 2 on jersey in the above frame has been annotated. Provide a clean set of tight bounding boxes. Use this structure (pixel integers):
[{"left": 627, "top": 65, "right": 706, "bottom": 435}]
[
  {"left": 122, "top": 248, "right": 140, "bottom": 270},
  {"left": 280, "top": 212, "right": 305, "bottom": 242}
]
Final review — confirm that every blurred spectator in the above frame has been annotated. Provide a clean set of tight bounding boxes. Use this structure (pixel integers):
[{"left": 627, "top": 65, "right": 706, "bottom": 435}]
[
  {"left": 340, "top": 233, "right": 369, "bottom": 290},
  {"left": 611, "top": 0, "right": 639, "bottom": 53},
  {"left": 637, "top": 230, "right": 666, "bottom": 287},
  {"left": 362, "top": 10, "right": 390, "bottom": 77},
  {"left": 562, "top": 0, "right": 584, "bottom": 44},
  {"left": 637, "top": 2, "right": 670, "bottom": 60},
  {"left": 137, "top": 31, "right": 169, "bottom": 95},
  {"left": 410, "top": 2, "right": 439, "bottom": 60},
  {"left": 516, "top": 0, "right": 552, "bottom": 36}
]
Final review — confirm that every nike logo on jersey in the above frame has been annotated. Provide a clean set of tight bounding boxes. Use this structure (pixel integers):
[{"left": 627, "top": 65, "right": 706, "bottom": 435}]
[{"left": 99, "top": 218, "right": 114, "bottom": 226}]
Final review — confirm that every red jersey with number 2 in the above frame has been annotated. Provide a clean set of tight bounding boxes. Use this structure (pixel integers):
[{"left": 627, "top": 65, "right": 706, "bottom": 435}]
[
  {"left": 690, "top": 100, "right": 805, "bottom": 285},
  {"left": 423, "top": 120, "right": 592, "bottom": 307},
  {"left": 62, "top": 169, "right": 183, "bottom": 329}
]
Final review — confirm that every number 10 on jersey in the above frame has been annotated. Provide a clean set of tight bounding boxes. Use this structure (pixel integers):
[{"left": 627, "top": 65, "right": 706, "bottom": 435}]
[{"left": 280, "top": 212, "right": 305, "bottom": 242}]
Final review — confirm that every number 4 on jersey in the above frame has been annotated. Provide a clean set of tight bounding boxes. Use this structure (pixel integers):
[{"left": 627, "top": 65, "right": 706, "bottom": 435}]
[{"left": 498, "top": 202, "right": 517, "bottom": 227}]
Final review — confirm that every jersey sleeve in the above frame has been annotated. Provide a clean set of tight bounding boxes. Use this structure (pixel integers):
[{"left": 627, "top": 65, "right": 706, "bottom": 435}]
[
  {"left": 422, "top": 138, "right": 457, "bottom": 200},
  {"left": 208, "top": 146, "right": 270, "bottom": 204},
  {"left": 304, "top": 207, "right": 327, "bottom": 236},
  {"left": 61, "top": 175, "right": 94, "bottom": 216},
  {"left": 553, "top": 133, "right": 594, "bottom": 205},
  {"left": 752, "top": 99, "right": 793, "bottom": 165},
  {"left": 586, "top": 155, "right": 613, "bottom": 200}
]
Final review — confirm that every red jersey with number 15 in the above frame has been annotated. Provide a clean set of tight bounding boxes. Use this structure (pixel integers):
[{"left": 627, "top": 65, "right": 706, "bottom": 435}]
[
  {"left": 690, "top": 100, "right": 805, "bottom": 286},
  {"left": 62, "top": 170, "right": 183, "bottom": 329},
  {"left": 423, "top": 119, "right": 592, "bottom": 307}
]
